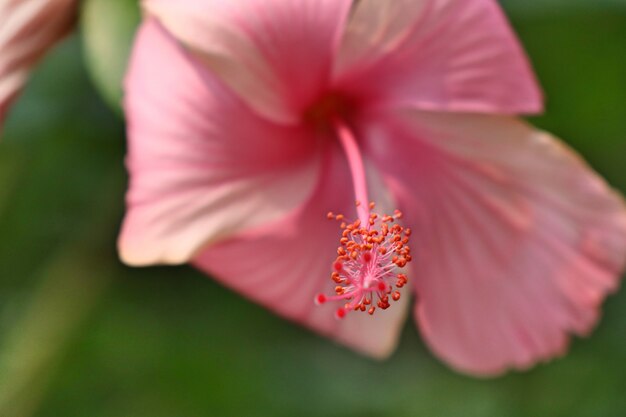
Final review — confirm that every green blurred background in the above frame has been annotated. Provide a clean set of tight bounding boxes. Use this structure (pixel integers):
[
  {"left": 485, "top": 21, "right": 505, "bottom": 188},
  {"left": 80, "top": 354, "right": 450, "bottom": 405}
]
[{"left": 1, "top": 1, "right": 625, "bottom": 416}]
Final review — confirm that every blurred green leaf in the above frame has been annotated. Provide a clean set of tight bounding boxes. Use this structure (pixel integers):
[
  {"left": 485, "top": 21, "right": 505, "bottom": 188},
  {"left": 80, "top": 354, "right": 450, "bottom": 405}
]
[
  {"left": 0, "top": 172, "right": 123, "bottom": 417},
  {"left": 502, "top": 0, "right": 626, "bottom": 16},
  {"left": 81, "top": 0, "right": 141, "bottom": 114}
]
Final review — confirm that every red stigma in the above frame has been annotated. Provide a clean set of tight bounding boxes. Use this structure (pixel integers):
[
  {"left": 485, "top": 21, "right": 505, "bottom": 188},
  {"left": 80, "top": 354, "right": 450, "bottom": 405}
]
[{"left": 315, "top": 294, "right": 327, "bottom": 305}]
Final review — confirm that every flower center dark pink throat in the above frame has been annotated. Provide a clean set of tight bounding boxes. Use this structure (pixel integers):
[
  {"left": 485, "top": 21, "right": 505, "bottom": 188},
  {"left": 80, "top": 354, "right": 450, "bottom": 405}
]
[{"left": 303, "top": 91, "right": 358, "bottom": 132}]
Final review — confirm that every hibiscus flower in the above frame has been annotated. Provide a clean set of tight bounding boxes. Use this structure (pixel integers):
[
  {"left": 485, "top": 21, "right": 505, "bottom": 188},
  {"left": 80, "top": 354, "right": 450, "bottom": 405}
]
[
  {"left": 118, "top": 0, "right": 626, "bottom": 376},
  {"left": 0, "top": 0, "right": 77, "bottom": 128}
]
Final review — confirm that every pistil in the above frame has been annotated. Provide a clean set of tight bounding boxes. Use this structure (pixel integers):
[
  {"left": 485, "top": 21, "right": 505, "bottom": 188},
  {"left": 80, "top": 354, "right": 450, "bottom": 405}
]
[
  {"left": 315, "top": 119, "right": 412, "bottom": 319},
  {"left": 334, "top": 118, "right": 371, "bottom": 225}
]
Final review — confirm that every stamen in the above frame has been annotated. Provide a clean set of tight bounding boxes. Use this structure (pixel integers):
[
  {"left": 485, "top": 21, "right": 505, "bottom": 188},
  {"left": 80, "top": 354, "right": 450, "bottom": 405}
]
[{"left": 318, "top": 207, "right": 412, "bottom": 318}]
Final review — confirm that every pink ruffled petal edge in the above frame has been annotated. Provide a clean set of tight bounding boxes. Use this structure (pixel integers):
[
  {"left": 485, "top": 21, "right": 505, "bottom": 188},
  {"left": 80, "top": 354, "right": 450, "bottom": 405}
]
[
  {"left": 334, "top": 0, "right": 543, "bottom": 116},
  {"left": 362, "top": 110, "right": 626, "bottom": 375}
]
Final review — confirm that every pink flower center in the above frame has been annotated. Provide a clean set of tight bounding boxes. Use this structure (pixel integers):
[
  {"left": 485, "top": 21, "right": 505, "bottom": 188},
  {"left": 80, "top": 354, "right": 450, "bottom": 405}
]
[{"left": 308, "top": 96, "right": 413, "bottom": 319}]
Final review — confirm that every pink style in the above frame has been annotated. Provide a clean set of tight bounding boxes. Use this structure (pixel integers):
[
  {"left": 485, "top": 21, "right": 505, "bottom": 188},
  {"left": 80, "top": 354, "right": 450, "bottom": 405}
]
[{"left": 118, "top": 0, "right": 626, "bottom": 376}]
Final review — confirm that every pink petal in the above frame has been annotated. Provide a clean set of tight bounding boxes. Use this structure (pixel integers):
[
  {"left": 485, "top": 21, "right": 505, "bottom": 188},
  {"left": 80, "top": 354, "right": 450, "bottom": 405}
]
[
  {"left": 362, "top": 111, "right": 626, "bottom": 375},
  {"left": 118, "top": 20, "right": 321, "bottom": 266},
  {"left": 334, "top": 0, "right": 543, "bottom": 115},
  {"left": 193, "top": 147, "right": 409, "bottom": 358},
  {"left": 143, "top": 0, "right": 352, "bottom": 124},
  {"left": 0, "top": 0, "right": 76, "bottom": 128}
]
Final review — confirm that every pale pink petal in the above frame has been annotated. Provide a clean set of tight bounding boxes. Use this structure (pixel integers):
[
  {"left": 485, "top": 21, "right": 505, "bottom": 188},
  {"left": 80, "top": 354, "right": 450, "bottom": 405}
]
[
  {"left": 334, "top": 0, "right": 542, "bottom": 115},
  {"left": 118, "top": 20, "right": 321, "bottom": 266},
  {"left": 193, "top": 147, "right": 409, "bottom": 358},
  {"left": 143, "top": 0, "right": 352, "bottom": 124},
  {"left": 0, "top": 0, "right": 76, "bottom": 128},
  {"left": 362, "top": 111, "right": 626, "bottom": 375}
]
